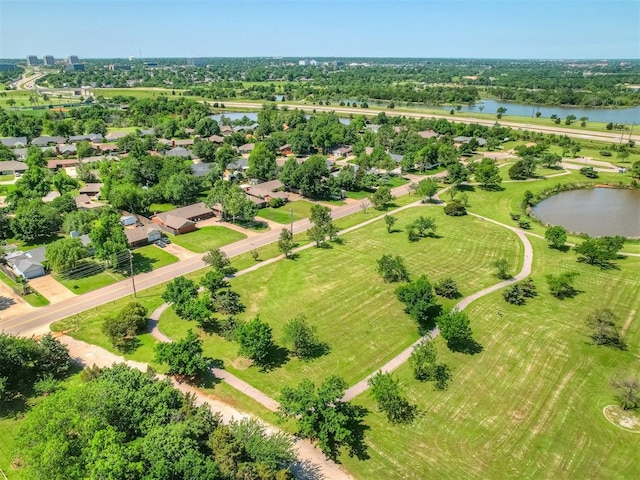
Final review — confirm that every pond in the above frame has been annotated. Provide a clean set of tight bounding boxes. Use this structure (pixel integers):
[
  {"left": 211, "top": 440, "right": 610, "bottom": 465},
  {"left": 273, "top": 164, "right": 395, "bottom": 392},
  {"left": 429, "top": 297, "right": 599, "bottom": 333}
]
[
  {"left": 209, "top": 112, "right": 258, "bottom": 123},
  {"left": 532, "top": 188, "right": 640, "bottom": 238},
  {"left": 443, "top": 99, "right": 640, "bottom": 124}
]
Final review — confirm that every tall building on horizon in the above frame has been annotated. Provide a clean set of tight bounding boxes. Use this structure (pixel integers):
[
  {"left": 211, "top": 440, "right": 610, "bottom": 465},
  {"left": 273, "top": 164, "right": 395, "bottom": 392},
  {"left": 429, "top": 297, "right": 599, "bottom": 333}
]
[
  {"left": 68, "top": 55, "right": 79, "bottom": 64},
  {"left": 26, "top": 55, "right": 39, "bottom": 66},
  {"left": 43, "top": 55, "right": 55, "bottom": 66}
]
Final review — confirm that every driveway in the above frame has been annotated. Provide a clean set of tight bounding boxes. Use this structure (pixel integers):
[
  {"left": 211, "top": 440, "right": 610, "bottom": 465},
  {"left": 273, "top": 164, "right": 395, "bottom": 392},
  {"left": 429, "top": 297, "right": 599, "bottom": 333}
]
[
  {"left": 158, "top": 242, "right": 197, "bottom": 260},
  {"left": 29, "top": 275, "right": 75, "bottom": 303}
]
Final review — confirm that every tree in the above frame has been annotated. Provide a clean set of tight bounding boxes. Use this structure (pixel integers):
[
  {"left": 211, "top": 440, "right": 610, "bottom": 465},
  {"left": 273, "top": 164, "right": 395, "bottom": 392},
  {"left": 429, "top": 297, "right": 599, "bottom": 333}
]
[
  {"left": 202, "top": 247, "right": 233, "bottom": 274},
  {"left": 416, "top": 177, "right": 439, "bottom": 202},
  {"left": 546, "top": 271, "right": 579, "bottom": 299},
  {"left": 444, "top": 200, "right": 467, "bottom": 216},
  {"left": 194, "top": 117, "right": 220, "bottom": 137},
  {"left": 162, "top": 276, "right": 199, "bottom": 315},
  {"left": 395, "top": 275, "right": 438, "bottom": 330},
  {"left": 545, "top": 225, "right": 567, "bottom": 249},
  {"left": 370, "top": 185, "right": 394, "bottom": 210},
  {"left": 12, "top": 199, "right": 62, "bottom": 242},
  {"left": 62, "top": 208, "right": 99, "bottom": 235},
  {"left": 409, "top": 339, "right": 437, "bottom": 381},
  {"left": 108, "top": 183, "right": 150, "bottom": 213},
  {"left": 51, "top": 193, "right": 77, "bottom": 214},
  {"left": 228, "top": 418, "right": 295, "bottom": 470},
  {"left": 102, "top": 302, "right": 148, "bottom": 351},
  {"left": 492, "top": 258, "right": 511, "bottom": 279},
  {"left": 282, "top": 315, "right": 325, "bottom": 360},
  {"left": 502, "top": 279, "right": 537, "bottom": 305},
  {"left": 52, "top": 170, "right": 80, "bottom": 194},
  {"left": 437, "top": 309, "right": 476, "bottom": 353},
  {"left": 200, "top": 268, "right": 228, "bottom": 295},
  {"left": 163, "top": 173, "right": 202, "bottom": 206},
  {"left": 155, "top": 330, "right": 209, "bottom": 377},
  {"left": 586, "top": 308, "right": 624, "bottom": 349},
  {"left": 235, "top": 316, "right": 275, "bottom": 366},
  {"left": 630, "top": 160, "right": 640, "bottom": 179},
  {"left": 367, "top": 372, "right": 416, "bottom": 424},
  {"left": 45, "top": 237, "right": 88, "bottom": 272},
  {"left": 384, "top": 214, "right": 397, "bottom": 233},
  {"left": 89, "top": 209, "right": 128, "bottom": 265},
  {"left": 248, "top": 142, "right": 278, "bottom": 180},
  {"left": 36, "top": 334, "right": 72, "bottom": 379},
  {"left": 542, "top": 152, "right": 562, "bottom": 168},
  {"left": 410, "top": 215, "right": 437, "bottom": 237},
  {"left": 611, "top": 375, "right": 640, "bottom": 410},
  {"left": 508, "top": 158, "right": 537, "bottom": 180},
  {"left": 307, "top": 204, "right": 336, "bottom": 246},
  {"left": 278, "top": 228, "right": 295, "bottom": 258},
  {"left": 579, "top": 166, "right": 598, "bottom": 178},
  {"left": 475, "top": 158, "right": 502, "bottom": 190},
  {"left": 181, "top": 295, "right": 214, "bottom": 326},
  {"left": 574, "top": 236, "right": 624, "bottom": 267},
  {"left": 278, "top": 375, "right": 366, "bottom": 460},
  {"left": 297, "top": 155, "right": 329, "bottom": 198},
  {"left": 377, "top": 253, "right": 409, "bottom": 283},
  {"left": 445, "top": 162, "right": 469, "bottom": 185},
  {"left": 211, "top": 288, "right": 245, "bottom": 315},
  {"left": 434, "top": 277, "right": 459, "bottom": 299}
]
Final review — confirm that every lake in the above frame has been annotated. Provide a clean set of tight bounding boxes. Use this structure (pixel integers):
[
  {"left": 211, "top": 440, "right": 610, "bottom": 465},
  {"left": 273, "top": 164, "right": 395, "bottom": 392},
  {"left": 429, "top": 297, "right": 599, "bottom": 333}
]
[
  {"left": 444, "top": 99, "right": 640, "bottom": 124},
  {"left": 532, "top": 188, "right": 640, "bottom": 238}
]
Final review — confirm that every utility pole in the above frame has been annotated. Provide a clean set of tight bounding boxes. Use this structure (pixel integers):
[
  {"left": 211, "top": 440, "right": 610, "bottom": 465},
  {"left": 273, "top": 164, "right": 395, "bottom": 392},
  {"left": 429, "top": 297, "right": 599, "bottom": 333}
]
[
  {"left": 128, "top": 250, "right": 137, "bottom": 298},
  {"left": 289, "top": 208, "right": 294, "bottom": 234}
]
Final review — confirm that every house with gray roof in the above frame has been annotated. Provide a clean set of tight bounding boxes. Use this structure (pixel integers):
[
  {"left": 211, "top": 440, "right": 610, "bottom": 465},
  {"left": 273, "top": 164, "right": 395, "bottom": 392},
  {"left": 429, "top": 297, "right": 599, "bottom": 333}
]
[
  {"left": 0, "top": 160, "right": 28, "bottom": 174},
  {"left": 31, "top": 136, "right": 66, "bottom": 147},
  {"left": 69, "top": 133, "right": 104, "bottom": 143},
  {"left": 1, "top": 137, "right": 28, "bottom": 148},
  {"left": 125, "top": 226, "right": 162, "bottom": 248},
  {"left": 238, "top": 143, "right": 255, "bottom": 154},
  {"left": 165, "top": 146, "right": 192, "bottom": 158},
  {"left": 4, "top": 248, "right": 46, "bottom": 279},
  {"left": 191, "top": 162, "right": 215, "bottom": 177}
]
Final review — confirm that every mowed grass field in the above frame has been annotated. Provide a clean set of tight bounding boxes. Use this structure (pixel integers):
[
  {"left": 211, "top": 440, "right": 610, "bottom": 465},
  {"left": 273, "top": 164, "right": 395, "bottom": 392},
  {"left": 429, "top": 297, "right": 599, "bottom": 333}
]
[
  {"left": 341, "top": 236, "right": 640, "bottom": 479},
  {"left": 159, "top": 206, "right": 523, "bottom": 398},
  {"left": 257, "top": 200, "right": 315, "bottom": 224},
  {"left": 168, "top": 225, "right": 247, "bottom": 253}
]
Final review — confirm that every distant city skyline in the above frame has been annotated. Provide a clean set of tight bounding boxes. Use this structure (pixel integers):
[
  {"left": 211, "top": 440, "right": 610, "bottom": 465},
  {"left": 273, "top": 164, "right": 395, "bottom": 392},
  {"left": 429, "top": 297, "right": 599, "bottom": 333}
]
[{"left": 1, "top": 0, "right": 638, "bottom": 60}]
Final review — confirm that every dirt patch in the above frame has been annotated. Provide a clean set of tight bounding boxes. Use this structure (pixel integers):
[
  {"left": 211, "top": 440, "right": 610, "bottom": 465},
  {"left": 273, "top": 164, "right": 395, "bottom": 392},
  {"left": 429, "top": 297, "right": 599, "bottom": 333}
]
[
  {"left": 512, "top": 410, "right": 527, "bottom": 422},
  {"left": 621, "top": 309, "right": 637, "bottom": 337},
  {"left": 231, "top": 357, "right": 253, "bottom": 370},
  {"left": 603, "top": 405, "right": 640, "bottom": 433}
]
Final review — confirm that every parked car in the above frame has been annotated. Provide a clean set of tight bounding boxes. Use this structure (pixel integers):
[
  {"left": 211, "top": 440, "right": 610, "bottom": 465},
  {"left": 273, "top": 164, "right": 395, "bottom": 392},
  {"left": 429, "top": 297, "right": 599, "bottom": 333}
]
[
  {"left": 156, "top": 241, "right": 166, "bottom": 248},
  {"left": 161, "top": 237, "right": 171, "bottom": 244}
]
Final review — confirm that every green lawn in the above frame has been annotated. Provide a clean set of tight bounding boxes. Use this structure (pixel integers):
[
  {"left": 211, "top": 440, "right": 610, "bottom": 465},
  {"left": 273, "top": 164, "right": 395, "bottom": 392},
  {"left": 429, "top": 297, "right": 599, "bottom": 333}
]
[
  {"left": 159, "top": 207, "right": 523, "bottom": 398},
  {"left": 0, "top": 271, "right": 49, "bottom": 307},
  {"left": 169, "top": 226, "right": 247, "bottom": 253},
  {"left": 340, "top": 236, "right": 640, "bottom": 479},
  {"left": 256, "top": 200, "right": 315, "bottom": 224},
  {"left": 55, "top": 245, "right": 178, "bottom": 295},
  {"left": 149, "top": 202, "right": 177, "bottom": 213},
  {"left": 0, "top": 174, "right": 14, "bottom": 182},
  {"left": 345, "top": 190, "right": 373, "bottom": 200}
]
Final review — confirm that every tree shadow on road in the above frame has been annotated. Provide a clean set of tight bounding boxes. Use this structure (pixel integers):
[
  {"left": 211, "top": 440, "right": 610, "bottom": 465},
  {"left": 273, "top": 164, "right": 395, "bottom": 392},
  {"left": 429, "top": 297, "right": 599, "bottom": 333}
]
[{"left": 0, "top": 295, "right": 16, "bottom": 310}]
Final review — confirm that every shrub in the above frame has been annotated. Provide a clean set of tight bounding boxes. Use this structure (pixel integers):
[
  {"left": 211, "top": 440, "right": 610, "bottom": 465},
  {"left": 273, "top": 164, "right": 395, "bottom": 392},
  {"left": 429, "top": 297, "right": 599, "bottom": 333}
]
[
  {"left": 268, "top": 197, "right": 285, "bottom": 208},
  {"left": 434, "top": 277, "right": 459, "bottom": 299},
  {"left": 444, "top": 200, "right": 467, "bottom": 216}
]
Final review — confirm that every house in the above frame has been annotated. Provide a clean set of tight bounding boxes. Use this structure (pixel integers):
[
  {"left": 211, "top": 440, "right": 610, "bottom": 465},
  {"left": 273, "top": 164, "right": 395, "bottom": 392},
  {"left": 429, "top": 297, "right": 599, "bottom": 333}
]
[
  {"left": 93, "top": 143, "right": 119, "bottom": 153},
  {"left": 332, "top": 146, "right": 353, "bottom": 158},
  {"left": 165, "top": 146, "right": 192, "bottom": 158},
  {"left": 219, "top": 125, "right": 234, "bottom": 136},
  {"left": 365, "top": 124, "right": 380, "bottom": 133},
  {"left": 139, "top": 128, "right": 155, "bottom": 136},
  {"left": 279, "top": 144, "right": 293, "bottom": 156},
  {"left": 390, "top": 153, "right": 404, "bottom": 164},
  {"left": 47, "top": 158, "right": 80, "bottom": 170},
  {"left": 57, "top": 144, "right": 77, "bottom": 156},
  {"left": 246, "top": 179, "right": 288, "bottom": 203},
  {"left": 191, "top": 162, "right": 214, "bottom": 177},
  {"left": 31, "top": 136, "right": 66, "bottom": 147},
  {"left": 417, "top": 130, "right": 438, "bottom": 139},
  {"left": 4, "top": 248, "right": 46, "bottom": 279},
  {"left": 234, "top": 124, "right": 259, "bottom": 133},
  {"left": 69, "top": 133, "right": 104, "bottom": 143},
  {"left": 42, "top": 191, "right": 61, "bottom": 203},
  {"left": 225, "top": 158, "right": 249, "bottom": 178},
  {"left": 125, "top": 226, "right": 162, "bottom": 248},
  {"left": 0, "top": 160, "right": 28, "bottom": 175},
  {"left": 208, "top": 135, "right": 225, "bottom": 144},
  {"left": 246, "top": 194, "right": 267, "bottom": 209},
  {"left": 105, "top": 132, "right": 129, "bottom": 142},
  {"left": 79, "top": 183, "right": 103, "bottom": 196},
  {"left": 173, "top": 138, "right": 195, "bottom": 147},
  {"left": 238, "top": 143, "right": 255, "bottom": 154},
  {"left": 151, "top": 202, "right": 215, "bottom": 234},
  {"left": 12, "top": 148, "right": 28, "bottom": 160},
  {"left": 75, "top": 194, "right": 104, "bottom": 209},
  {"left": 0, "top": 137, "right": 28, "bottom": 148}
]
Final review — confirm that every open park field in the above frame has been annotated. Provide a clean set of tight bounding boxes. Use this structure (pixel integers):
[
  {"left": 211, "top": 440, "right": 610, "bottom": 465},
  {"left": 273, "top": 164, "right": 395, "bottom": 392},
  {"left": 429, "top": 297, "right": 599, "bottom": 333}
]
[{"left": 341, "top": 235, "right": 640, "bottom": 479}]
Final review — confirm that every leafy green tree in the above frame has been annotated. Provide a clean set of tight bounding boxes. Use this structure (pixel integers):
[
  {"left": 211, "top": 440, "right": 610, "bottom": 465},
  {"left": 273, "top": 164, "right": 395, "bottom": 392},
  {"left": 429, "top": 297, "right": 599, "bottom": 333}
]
[
  {"left": 235, "top": 316, "right": 275, "bottom": 366},
  {"left": 630, "top": 160, "right": 640, "bottom": 179},
  {"left": 45, "top": 237, "right": 88, "bottom": 272},
  {"left": 108, "top": 183, "right": 150, "bottom": 213},
  {"left": 586, "top": 309, "right": 624, "bottom": 349},
  {"left": 434, "top": 277, "right": 459, "bottom": 298},
  {"left": 370, "top": 185, "right": 394, "bottom": 210},
  {"left": 437, "top": 309, "right": 476, "bottom": 353},
  {"left": 377, "top": 253, "right": 410, "bottom": 283},
  {"left": 192, "top": 139, "right": 219, "bottom": 164},
  {"left": 52, "top": 170, "right": 80, "bottom": 194},
  {"left": 12, "top": 199, "right": 62, "bottom": 242},
  {"left": 579, "top": 166, "right": 598, "bottom": 178},
  {"left": 279, "top": 157, "right": 302, "bottom": 188},
  {"left": 307, "top": 204, "right": 336, "bottom": 246},
  {"left": 545, "top": 225, "right": 567, "bottom": 249},
  {"left": 228, "top": 417, "right": 295, "bottom": 470},
  {"left": 409, "top": 339, "right": 438, "bottom": 381},
  {"left": 542, "top": 152, "right": 562, "bottom": 168},
  {"left": 155, "top": 330, "right": 209, "bottom": 377},
  {"left": 444, "top": 200, "right": 467, "bottom": 216},
  {"left": 62, "top": 208, "right": 99, "bottom": 234},
  {"left": 546, "top": 271, "right": 580, "bottom": 299},
  {"left": 248, "top": 142, "right": 278, "bottom": 180},
  {"left": 50, "top": 193, "right": 77, "bottom": 214},
  {"left": 102, "top": 302, "right": 148, "bottom": 351},
  {"left": 282, "top": 315, "right": 325, "bottom": 360},
  {"left": 200, "top": 268, "right": 228, "bottom": 295},
  {"left": 298, "top": 155, "right": 330, "bottom": 198},
  {"left": 410, "top": 215, "right": 437, "bottom": 237},
  {"left": 162, "top": 276, "right": 199, "bottom": 315},
  {"left": 384, "top": 214, "right": 397, "bottom": 233},
  {"left": 445, "top": 162, "right": 469, "bottom": 185},
  {"left": 574, "top": 236, "right": 625, "bottom": 267},
  {"left": 395, "top": 275, "right": 438, "bottom": 330},
  {"left": 475, "top": 158, "right": 502, "bottom": 190},
  {"left": 202, "top": 247, "right": 234, "bottom": 274},
  {"left": 278, "top": 375, "right": 366, "bottom": 460},
  {"left": 367, "top": 371, "right": 416, "bottom": 424},
  {"left": 492, "top": 258, "right": 511, "bottom": 279},
  {"left": 502, "top": 279, "right": 538, "bottom": 305},
  {"left": 278, "top": 228, "right": 295, "bottom": 258},
  {"left": 163, "top": 172, "right": 202, "bottom": 206},
  {"left": 211, "top": 288, "right": 245, "bottom": 315},
  {"left": 508, "top": 158, "right": 537, "bottom": 180},
  {"left": 416, "top": 177, "right": 439, "bottom": 202},
  {"left": 194, "top": 117, "right": 220, "bottom": 137},
  {"left": 181, "top": 295, "right": 214, "bottom": 326}
]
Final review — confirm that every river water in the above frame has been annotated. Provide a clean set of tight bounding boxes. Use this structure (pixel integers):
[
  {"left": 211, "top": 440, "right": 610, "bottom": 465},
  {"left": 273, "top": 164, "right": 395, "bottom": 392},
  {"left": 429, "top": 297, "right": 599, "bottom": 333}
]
[{"left": 532, "top": 188, "right": 640, "bottom": 238}]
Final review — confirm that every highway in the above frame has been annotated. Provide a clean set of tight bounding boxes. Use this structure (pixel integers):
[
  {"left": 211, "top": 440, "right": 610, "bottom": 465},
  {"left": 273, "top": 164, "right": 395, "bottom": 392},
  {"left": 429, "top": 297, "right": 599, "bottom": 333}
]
[{"left": 219, "top": 101, "right": 640, "bottom": 145}]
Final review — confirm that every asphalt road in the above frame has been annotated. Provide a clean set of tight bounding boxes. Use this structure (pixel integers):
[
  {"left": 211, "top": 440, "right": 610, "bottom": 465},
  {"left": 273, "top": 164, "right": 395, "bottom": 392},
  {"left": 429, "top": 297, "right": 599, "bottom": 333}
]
[
  {"left": 1, "top": 183, "right": 414, "bottom": 336},
  {"left": 220, "top": 101, "right": 640, "bottom": 144}
]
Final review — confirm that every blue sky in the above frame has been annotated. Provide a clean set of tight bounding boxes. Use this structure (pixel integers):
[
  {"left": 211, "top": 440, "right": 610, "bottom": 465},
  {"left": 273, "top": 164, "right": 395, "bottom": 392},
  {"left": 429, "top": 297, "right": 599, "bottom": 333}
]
[{"left": 1, "top": 0, "right": 638, "bottom": 59}]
